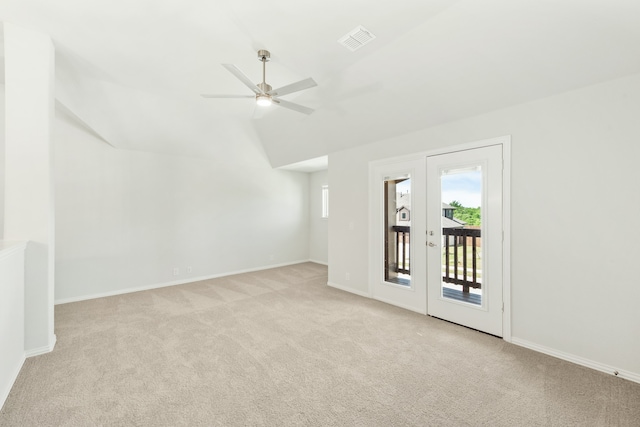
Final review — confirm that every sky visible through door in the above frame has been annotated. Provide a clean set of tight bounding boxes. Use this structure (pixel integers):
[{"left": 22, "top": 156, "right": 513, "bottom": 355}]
[
  {"left": 400, "top": 170, "right": 481, "bottom": 207},
  {"left": 441, "top": 169, "right": 481, "bottom": 208}
]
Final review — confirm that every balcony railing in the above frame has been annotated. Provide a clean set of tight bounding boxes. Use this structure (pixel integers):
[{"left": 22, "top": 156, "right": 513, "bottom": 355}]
[
  {"left": 442, "top": 228, "right": 481, "bottom": 293},
  {"left": 391, "top": 226, "right": 482, "bottom": 294},
  {"left": 392, "top": 225, "right": 410, "bottom": 274}
]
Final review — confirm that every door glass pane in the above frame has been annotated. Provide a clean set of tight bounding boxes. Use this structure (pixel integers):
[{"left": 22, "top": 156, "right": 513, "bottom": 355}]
[
  {"left": 384, "top": 176, "right": 411, "bottom": 286},
  {"left": 441, "top": 166, "right": 482, "bottom": 305}
]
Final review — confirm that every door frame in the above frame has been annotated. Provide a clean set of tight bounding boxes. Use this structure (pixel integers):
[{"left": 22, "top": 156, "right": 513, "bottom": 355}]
[{"left": 368, "top": 135, "right": 512, "bottom": 342}]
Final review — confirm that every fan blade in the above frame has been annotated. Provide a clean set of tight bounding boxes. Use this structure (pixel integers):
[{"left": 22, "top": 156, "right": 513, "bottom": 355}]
[
  {"left": 201, "top": 94, "right": 254, "bottom": 98},
  {"left": 222, "top": 64, "right": 262, "bottom": 94},
  {"left": 272, "top": 98, "right": 314, "bottom": 115},
  {"left": 267, "top": 78, "right": 317, "bottom": 97}
]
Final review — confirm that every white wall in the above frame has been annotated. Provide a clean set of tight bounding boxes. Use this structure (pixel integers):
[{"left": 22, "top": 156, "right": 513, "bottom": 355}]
[
  {"left": 308, "top": 170, "right": 328, "bottom": 265},
  {"left": 328, "top": 72, "right": 640, "bottom": 381},
  {"left": 0, "top": 83, "right": 5, "bottom": 240},
  {"left": 3, "top": 23, "right": 56, "bottom": 354},
  {"left": 0, "top": 242, "right": 26, "bottom": 410},
  {"left": 54, "top": 108, "right": 310, "bottom": 302}
]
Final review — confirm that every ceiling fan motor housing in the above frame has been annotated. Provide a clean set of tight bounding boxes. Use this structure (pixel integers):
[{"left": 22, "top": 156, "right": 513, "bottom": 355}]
[{"left": 257, "top": 50, "right": 271, "bottom": 62}]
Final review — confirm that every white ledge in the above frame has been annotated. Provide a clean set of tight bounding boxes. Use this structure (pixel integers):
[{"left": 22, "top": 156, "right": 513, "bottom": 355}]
[{"left": 0, "top": 240, "right": 28, "bottom": 260}]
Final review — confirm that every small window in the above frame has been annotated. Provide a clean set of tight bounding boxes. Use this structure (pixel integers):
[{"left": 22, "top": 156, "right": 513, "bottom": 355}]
[{"left": 321, "top": 185, "right": 329, "bottom": 218}]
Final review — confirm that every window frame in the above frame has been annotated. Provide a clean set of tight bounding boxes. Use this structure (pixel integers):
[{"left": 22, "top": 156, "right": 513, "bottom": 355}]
[{"left": 321, "top": 185, "right": 329, "bottom": 219}]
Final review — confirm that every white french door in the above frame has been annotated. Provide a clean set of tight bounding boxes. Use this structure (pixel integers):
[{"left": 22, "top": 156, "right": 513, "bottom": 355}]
[
  {"left": 369, "top": 158, "right": 427, "bottom": 314},
  {"left": 426, "top": 145, "right": 503, "bottom": 336},
  {"left": 369, "top": 139, "right": 508, "bottom": 337}
]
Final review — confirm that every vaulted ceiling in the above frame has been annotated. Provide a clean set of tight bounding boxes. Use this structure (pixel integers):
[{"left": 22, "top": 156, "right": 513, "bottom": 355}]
[{"left": 2, "top": 0, "right": 640, "bottom": 169}]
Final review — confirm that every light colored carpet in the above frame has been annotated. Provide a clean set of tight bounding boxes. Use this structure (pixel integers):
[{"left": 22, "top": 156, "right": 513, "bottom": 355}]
[{"left": 2, "top": 262, "right": 639, "bottom": 426}]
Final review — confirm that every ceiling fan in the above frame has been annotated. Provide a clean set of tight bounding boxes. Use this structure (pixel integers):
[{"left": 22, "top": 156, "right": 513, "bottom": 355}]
[{"left": 201, "top": 50, "right": 317, "bottom": 115}]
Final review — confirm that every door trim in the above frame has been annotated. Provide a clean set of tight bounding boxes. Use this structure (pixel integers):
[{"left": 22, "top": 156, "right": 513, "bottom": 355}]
[{"left": 368, "top": 135, "right": 511, "bottom": 342}]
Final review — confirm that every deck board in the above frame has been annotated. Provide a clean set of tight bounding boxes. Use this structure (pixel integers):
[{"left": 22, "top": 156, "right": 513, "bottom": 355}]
[{"left": 442, "top": 287, "right": 482, "bottom": 305}]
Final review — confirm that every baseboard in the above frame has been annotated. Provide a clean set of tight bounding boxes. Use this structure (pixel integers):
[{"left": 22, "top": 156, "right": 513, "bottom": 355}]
[
  {"left": 327, "top": 281, "right": 371, "bottom": 298},
  {"left": 371, "top": 295, "right": 427, "bottom": 315},
  {"left": 511, "top": 337, "right": 640, "bottom": 384},
  {"left": 25, "top": 334, "right": 57, "bottom": 358},
  {"left": 327, "top": 282, "right": 428, "bottom": 315},
  {"left": 308, "top": 259, "right": 328, "bottom": 266},
  {"left": 55, "top": 260, "right": 310, "bottom": 305},
  {"left": 0, "top": 354, "right": 25, "bottom": 412}
]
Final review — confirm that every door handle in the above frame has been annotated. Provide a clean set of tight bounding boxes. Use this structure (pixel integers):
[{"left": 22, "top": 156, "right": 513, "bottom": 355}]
[{"left": 428, "top": 242, "right": 437, "bottom": 247}]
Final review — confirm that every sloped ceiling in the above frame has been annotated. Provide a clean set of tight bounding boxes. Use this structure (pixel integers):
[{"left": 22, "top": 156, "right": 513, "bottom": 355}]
[{"left": 2, "top": 0, "right": 640, "bottom": 168}]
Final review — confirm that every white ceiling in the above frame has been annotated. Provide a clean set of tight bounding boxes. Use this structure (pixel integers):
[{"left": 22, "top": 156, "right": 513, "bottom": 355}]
[{"left": 2, "top": 0, "right": 640, "bottom": 169}]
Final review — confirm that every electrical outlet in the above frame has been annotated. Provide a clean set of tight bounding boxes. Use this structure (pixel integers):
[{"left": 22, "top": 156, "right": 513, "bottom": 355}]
[
  {"left": 187, "top": 266, "right": 192, "bottom": 274},
  {"left": 270, "top": 254, "right": 275, "bottom": 261},
  {"left": 345, "top": 272, "right": 350, "bottom": 281},
  {"left": 173, "top": 267, "right": 179, "bottom": 276}
]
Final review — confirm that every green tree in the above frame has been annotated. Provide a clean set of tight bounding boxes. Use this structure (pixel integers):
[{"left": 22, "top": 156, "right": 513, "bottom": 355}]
[{"left": 449, "top": 200, "right": 481, "bottom": 226}]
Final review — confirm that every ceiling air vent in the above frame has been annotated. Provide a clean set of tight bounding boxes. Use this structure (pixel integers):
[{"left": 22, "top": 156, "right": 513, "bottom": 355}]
[{"left": 338, "top": 26, "right": 376, "bottom": 51}]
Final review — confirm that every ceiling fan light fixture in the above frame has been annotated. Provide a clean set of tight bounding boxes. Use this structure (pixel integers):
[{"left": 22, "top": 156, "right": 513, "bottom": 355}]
[{"left": 256, "top": 94, "right": 272, "bottom": 107}]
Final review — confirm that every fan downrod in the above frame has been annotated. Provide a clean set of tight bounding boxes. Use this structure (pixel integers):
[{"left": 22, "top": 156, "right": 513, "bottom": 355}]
[{"left": 256, "top": 50, "right": 272, "bottom": 93}]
